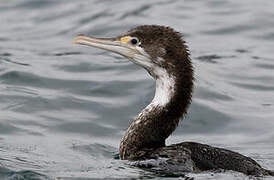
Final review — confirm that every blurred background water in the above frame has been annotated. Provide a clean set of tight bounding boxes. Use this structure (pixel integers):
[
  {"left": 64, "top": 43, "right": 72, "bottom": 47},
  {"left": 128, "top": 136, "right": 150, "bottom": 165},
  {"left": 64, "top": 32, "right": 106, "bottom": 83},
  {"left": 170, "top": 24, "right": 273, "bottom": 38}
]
[{"left": 0, "top": 0, "right": 274, "bottom": 179}]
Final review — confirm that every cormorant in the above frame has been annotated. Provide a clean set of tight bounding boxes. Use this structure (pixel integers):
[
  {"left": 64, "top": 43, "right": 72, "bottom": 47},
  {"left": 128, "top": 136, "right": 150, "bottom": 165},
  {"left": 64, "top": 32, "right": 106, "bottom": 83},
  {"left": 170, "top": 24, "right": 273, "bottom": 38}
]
[{"left": 73, "top": 25, "right": 274, "bottom": 176}]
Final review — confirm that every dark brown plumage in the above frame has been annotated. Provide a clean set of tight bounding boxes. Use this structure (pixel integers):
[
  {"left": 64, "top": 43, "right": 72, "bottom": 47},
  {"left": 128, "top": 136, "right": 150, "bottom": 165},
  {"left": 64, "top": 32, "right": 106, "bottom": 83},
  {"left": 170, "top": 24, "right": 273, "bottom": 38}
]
[
  {"left": 120, "top": 26, "right": 193, "bottom": 161},
  {"left": 74, "top": 25, "right": 274, "bottom": 177},
  {"left": 118, "top": 25, "right": 273, "bottom": 176}
]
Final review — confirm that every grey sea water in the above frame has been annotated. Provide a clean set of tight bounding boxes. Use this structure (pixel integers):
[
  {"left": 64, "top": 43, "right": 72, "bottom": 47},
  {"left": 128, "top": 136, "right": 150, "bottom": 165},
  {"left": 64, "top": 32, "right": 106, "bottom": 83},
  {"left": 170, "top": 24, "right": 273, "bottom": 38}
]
[{"left": 0, "top": 0, "right": 274, "bottom": 179}]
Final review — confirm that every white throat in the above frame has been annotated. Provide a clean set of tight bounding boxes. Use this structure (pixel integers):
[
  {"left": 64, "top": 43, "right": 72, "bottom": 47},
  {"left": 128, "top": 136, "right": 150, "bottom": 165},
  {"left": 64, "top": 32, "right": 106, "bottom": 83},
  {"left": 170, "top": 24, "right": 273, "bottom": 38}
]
[
  {"left": 135, "top": 67, "right": 175, "bottom": 124},
  {"left": 152, "top": 67, "right": 175, "bottom": 106}
]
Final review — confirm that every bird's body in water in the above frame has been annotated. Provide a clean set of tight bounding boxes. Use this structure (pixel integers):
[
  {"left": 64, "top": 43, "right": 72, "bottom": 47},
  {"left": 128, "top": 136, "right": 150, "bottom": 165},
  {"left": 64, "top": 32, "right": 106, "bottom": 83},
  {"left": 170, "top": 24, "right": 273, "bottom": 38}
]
[{"left": 73, "top": 25, "right": 274, "bottom": 176}]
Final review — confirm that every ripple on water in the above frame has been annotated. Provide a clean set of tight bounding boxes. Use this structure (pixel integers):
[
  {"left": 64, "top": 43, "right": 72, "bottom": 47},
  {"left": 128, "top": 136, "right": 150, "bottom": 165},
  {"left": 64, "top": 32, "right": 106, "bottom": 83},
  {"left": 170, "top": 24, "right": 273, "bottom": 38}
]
[
  {"left": 231, "top": 82, "right": 274, "bottom": 91},
  {"left": 0, "top": 122, "right": 24, "bottom": 135},
  {"left": 0, "top": 167, "right": 49, "bottom": 180},
  {"left": 196, "top": 54, "right": 236, "bottom": 64},
  {"left": 71, "top": 143, "right": 116, "bottom": 159},
  {"left": 51, "top": 121, "right": 118, "bottom": 137}
]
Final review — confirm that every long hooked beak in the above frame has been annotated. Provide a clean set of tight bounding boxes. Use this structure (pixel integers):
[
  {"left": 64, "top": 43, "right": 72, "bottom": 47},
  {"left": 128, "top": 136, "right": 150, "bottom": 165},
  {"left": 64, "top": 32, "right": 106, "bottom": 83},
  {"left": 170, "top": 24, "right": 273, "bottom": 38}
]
[
  {"left": 73, "top": 34, "right": 152, "bottom": 69},
  {"left": 73, "top": 35, "right": 139, "bottom": 59}
]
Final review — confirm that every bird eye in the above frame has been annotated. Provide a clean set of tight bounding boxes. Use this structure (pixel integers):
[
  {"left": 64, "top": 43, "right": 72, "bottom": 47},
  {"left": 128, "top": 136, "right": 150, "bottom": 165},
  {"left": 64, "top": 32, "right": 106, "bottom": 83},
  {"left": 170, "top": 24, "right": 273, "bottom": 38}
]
[{"left": 130, "top": 38, "right": 139, "bottom": 45}]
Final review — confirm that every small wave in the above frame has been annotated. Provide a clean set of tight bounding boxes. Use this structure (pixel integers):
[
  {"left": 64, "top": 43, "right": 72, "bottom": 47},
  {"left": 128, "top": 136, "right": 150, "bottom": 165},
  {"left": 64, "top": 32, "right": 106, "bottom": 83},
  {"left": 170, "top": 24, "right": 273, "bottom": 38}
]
[{"left": 0, "top": 167, "right": 49, "bottom": 180}]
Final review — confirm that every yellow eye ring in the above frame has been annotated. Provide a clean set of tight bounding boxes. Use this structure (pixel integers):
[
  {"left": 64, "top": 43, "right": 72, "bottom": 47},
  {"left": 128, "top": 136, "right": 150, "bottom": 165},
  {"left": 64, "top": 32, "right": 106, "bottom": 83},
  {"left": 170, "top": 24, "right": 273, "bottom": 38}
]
[
  {"left": 120, "top": 36, "right": 131, "bottom": 43},
  {"left": 120, "top": 36, "right": 139, "bottom": 45}
]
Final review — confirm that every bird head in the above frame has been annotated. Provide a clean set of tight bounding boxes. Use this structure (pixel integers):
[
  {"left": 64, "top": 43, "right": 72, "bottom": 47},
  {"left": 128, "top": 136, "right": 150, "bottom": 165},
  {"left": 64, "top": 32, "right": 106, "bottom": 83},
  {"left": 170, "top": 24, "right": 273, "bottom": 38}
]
[{"left": 73, "top": 25, "right": 189, "bottom": 79}]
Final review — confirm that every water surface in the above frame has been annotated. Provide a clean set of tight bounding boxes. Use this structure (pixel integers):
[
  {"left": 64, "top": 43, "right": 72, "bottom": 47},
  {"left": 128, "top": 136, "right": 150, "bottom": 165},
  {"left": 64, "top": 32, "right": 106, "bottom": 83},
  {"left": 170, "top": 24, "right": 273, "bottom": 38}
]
[{"left": 0, "top": 0, "right": 274, "bottom": 179}]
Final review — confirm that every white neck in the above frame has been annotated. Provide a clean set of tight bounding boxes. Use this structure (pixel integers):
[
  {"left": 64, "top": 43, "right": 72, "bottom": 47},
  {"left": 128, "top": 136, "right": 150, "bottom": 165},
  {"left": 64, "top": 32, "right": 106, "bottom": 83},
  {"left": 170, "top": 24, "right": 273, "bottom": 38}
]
[
  {"left": 152, "top": 67, "right": 175, "bottom": 106},
  {"left": 120, "top": 67, "right": 183, "bottom": 160}
]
